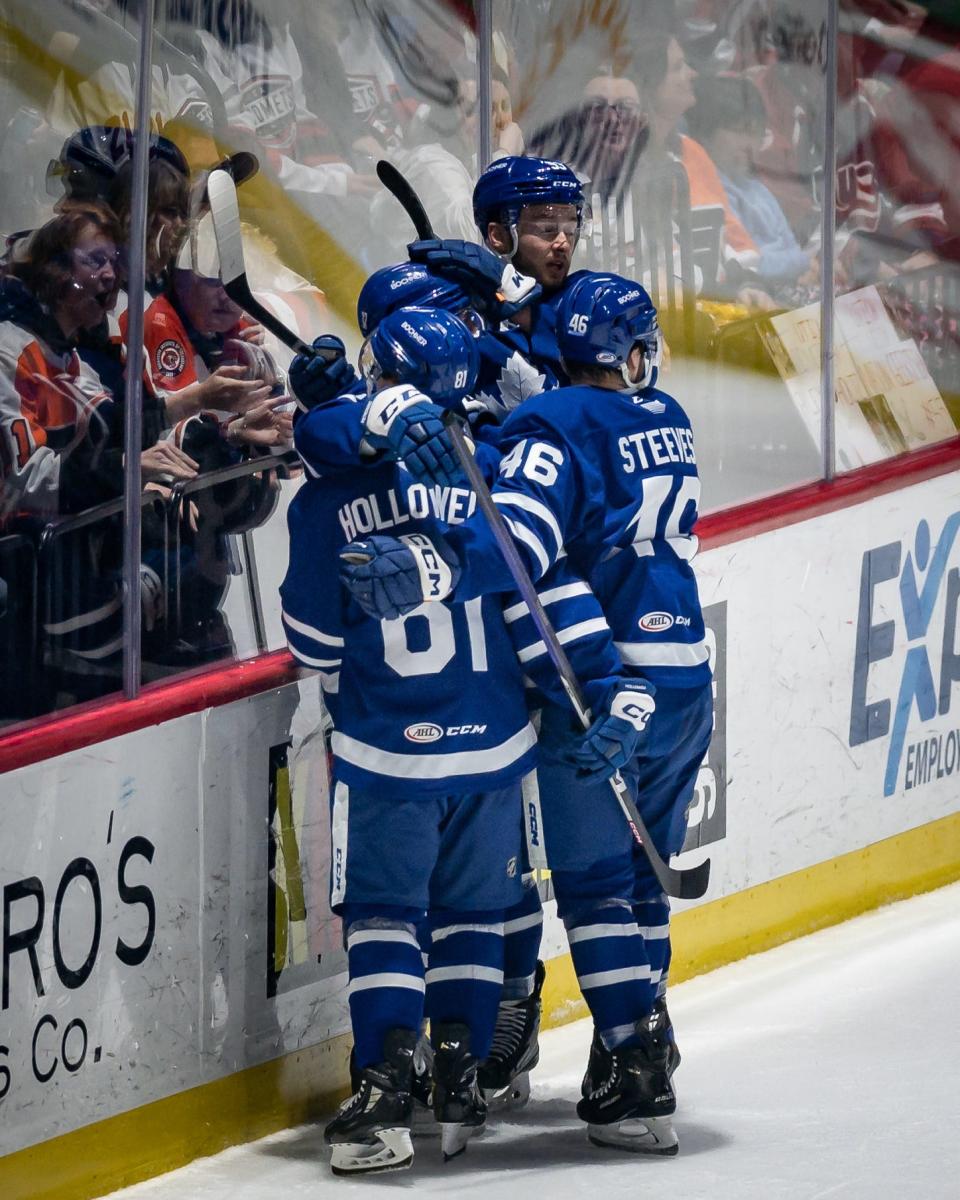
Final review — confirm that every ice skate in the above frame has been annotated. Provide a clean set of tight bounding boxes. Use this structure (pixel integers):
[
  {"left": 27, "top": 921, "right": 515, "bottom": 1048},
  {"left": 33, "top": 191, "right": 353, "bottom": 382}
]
[
  {"left": 411, "top": 1032, "right": 439, "bottom": 1137},
  {"left": 325, "top": 1028, "right": 416, "bottom": 1175},
  {"left": 580, "top": 996, "right": 681, "bottom": 1098},
  {"left": 577, "top": 1006, "right": 679, "bottom": 1156},
  {"left": 478, "top": 959, "right": 545, "bottom": 1108},
  {"left": 432, "top": 1022, "right": 487, "bottom": 1160},
  {"left": 351, "top": 1032, "right": 436, "bottom": 1137}
]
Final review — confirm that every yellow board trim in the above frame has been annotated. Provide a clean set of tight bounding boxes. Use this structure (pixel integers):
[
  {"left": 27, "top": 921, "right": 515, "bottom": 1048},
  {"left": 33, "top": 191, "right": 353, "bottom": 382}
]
[
  {"left": 4, "top": 812, "right": 959, "bottom": 1200},
  {"left": 545, "top": 810, "right": 960, "bottom": 1024}
]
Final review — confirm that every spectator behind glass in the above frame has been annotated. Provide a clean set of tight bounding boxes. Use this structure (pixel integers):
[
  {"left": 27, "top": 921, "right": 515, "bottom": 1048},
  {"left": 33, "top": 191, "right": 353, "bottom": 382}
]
[
  {"left": 370, "top": 69, "right": 525, "bottom": 248},
  {"left": 528, "top": 71, "right": 647, "bottom": 210},
  {"left": 686, "top": 73, "right": 817, "bottom": 303},
  {"left": 633, "top": 28, "right": 770, "bottom": 299},
  {"left": 0, "top": 204, "right": 197, "bottom": 709}
]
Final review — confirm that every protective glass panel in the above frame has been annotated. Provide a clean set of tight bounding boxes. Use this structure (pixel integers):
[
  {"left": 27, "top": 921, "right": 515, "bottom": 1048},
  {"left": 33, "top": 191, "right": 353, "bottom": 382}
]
[
  {"left": 147, "top": 0, "right": 479, "bottom": 664},
  {"left": 0, "top": 2, "right": 145, "bottom": 724},
  {"left": 492, "top": 0, "right": 829, "bottom": 509},
  {"left": 829, "top": 2, "right": 960, "bottom": 469}
]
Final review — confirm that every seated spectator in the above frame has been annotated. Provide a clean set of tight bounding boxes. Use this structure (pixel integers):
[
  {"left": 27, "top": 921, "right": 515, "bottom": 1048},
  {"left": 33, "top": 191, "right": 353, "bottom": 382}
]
[
  {"left": 528, "top": 71, "right": 648, "bottom": 210},
  {"left": 686, "top": 73, "right": 816, "bottom": 302},
  {"left": 634, "top": 29, "right": 763, "bottom": 281},
  {"left": 373, "top": 70, "right": 525, "bottom": 248}
]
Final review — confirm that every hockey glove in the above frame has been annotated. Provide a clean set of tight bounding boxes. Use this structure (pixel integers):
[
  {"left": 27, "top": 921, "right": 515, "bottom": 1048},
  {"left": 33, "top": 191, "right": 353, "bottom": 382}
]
[
  {"left": 362, "top": 384, "right": 464, "bottom": 486},
  {"left": 566, "top": 680, "right": 657, "bottom": 781},
  {"left": 339, "top": 532, "right": 461, "bottom": 620},
  {"left": 407, "top": 238, "right": 542, "bottom": 323},
  {"left": 289, "top": 335, "right": 359, "bottom": 411}
]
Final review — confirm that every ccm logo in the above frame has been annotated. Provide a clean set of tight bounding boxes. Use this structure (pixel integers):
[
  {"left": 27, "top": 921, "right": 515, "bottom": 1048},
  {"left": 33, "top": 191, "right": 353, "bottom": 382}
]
[
  {"left": 639, "top": 611, "right": 674, "bottom": 632},
  {"left": 404, "top": 723, "right": 444, "bottom": 743}
]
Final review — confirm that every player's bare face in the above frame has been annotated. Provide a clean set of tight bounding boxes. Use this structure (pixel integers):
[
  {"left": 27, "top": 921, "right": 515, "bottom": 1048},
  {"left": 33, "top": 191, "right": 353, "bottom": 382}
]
[{"left": 514, "top": 204, "right": 579, "bottom": 290}]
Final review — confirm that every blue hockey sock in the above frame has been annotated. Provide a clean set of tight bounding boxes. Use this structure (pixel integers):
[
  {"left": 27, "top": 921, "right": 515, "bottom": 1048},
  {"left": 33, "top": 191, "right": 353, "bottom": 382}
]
[
  {"left": 633, "top": 894, "right": 672, "bottom": 998},
  {"left": 554, "top": 856, "right": 656, "bottom": 1050},
  {"left": 501, "top": 878, "right": 544, "bottom": 1000},
  {"left": 344, "top": 912, "right": 426, "bottom": 1069},
  {"left": 424, "top": 908, "right": 505, "bottom": 1059}
]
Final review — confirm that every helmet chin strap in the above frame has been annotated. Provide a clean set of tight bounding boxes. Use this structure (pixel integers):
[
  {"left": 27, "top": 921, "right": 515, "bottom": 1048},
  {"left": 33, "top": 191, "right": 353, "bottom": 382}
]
[{"left": 617, "top": 363, "right": 642, "bottom": 394}]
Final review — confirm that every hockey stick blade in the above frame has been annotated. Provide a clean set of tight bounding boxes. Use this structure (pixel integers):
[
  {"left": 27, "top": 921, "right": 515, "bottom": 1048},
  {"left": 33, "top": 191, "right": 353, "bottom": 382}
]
[
  {"left": 206, "top": 168, "right": 334, "bottom": 361},
  {"left": 443, "top": 414, "right": 710, "bottom": 901},
  {"left": 376, "top": 160, "right": 435, "bottom": 240}
]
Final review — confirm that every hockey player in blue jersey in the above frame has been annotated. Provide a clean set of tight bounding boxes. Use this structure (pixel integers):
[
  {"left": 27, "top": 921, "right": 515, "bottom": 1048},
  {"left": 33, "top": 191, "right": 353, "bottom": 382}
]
[
  {"left": 340, "top": 275, "right": 712, "bottom": 1155},
  {"left": 282, "top": 303, "right": 650, "bottom": 1173},
  {"left": 407, "top": 155, "right": 593, "bottom": 418},
  {"left": 403, "top": 156, "right": 597, "bottom": 1100},
  {"left": 287, "top": 159, "right": 636, "bottom": 1111}
]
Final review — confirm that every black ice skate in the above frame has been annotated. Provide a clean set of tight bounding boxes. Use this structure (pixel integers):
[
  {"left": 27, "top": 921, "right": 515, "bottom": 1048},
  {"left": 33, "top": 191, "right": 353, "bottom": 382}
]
[
  {"left": 432, "top": 1022, "right": 487, "bottom": 1160},
  {"left": 325, "top": 1028, "right": 416, "bottom": 1175},
  {"left": 478, "top": 958, "right": 546, "bottom": 1108},
  {"left": 577, "top": 1005, "right": 679, "bottom": 1156},
  {"left": 580, "top": 996, "right": 681, "bottom": 1098},
  {"left": 350, "top": 1032, "right": 436, "bottom": 1138}
]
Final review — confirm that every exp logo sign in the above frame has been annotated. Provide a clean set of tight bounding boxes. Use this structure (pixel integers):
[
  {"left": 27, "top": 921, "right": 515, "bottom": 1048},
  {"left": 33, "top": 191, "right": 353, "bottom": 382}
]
[{"left": 849, "top": 513, "right": 960, "bottom": 795}]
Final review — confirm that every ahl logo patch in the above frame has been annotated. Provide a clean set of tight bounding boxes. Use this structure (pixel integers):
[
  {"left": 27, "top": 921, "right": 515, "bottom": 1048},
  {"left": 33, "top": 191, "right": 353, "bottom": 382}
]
[
  {"left": 404, "top": 722, "right": 444, "bottom": 744},
  {"left": 156, "top": 338, "right": 186, "bottom": 377},
  {"left": 639, "top": 611, "right": 674, "bottom": 632}
]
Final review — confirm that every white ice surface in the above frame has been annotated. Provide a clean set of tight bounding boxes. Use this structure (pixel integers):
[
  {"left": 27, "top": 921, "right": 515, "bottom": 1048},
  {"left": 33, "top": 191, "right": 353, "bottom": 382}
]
[{"left": 106, "top": 883, "right": 960, "bottom": 1200}]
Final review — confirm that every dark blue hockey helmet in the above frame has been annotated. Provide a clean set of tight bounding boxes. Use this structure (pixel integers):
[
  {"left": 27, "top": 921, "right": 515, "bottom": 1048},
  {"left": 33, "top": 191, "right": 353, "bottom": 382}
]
[
  {"left": 472, "top": 155, "right": 585, "bottom": 237},
  {"left": 360, "top": 305, "right": 479, "bottom": 408},
  {"left": 356, "top": 262, "right": 471, "bottom": 337},
  {"left": 557, "top": 273, "right": 662, "bottom": 390}
]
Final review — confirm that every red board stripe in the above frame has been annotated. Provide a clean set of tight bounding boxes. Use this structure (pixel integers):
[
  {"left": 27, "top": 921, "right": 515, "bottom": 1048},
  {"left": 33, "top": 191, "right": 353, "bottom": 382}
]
[
  {"left": 699, "top": 437, "right": 960, "bottom": 549},
  {"left": 0, "top": 651, "right": 304, "bottom": 775},
  {"left": 1, "top": 437, "right": 958, "bottom": 775}
]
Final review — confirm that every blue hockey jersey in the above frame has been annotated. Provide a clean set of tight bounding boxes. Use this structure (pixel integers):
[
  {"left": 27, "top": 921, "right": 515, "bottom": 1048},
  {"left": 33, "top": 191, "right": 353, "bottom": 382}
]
[
  {"left": 281, "top": 438, "right": 624, "bottom": 794},
  {"left": 444, "top": 383, "right": 711, "bottom": 691}
]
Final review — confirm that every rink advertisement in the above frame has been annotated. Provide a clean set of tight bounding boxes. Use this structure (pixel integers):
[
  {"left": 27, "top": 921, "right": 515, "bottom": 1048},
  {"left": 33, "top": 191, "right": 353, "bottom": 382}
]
[
  {"left": 0, "top": 680, "right": 341, "bottom": 1159},
  {"left": 692, "top": 468, "right": 960, "bottom": 901},
  {"left": 848, "top": 510, "right": 960, "bottom": 797}
]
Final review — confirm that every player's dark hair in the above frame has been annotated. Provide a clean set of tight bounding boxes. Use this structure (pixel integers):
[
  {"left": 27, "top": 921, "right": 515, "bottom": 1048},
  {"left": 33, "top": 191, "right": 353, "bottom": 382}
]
[{"left": 562, "top": 360, "right": 619, "bottom": 387}]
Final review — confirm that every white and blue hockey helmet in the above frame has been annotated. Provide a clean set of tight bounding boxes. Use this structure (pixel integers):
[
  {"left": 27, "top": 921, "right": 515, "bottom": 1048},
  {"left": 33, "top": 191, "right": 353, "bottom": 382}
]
[
  {"left": 360, "top": 305, "right": 479, "bottom": 410},
  {"left": 557, "top": 272, "right": 662, "bottom": 390},
  {"left": 472, "top": 155, "right": 586, "bottom": 236}
]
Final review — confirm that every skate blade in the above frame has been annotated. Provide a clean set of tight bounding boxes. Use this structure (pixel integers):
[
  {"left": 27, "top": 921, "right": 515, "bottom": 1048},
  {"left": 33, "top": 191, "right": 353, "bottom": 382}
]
[
  {"left": 587, "top": 1115, "right": 679, "bottom": 1156},
  {"left": 330, "top": 1128, "right": 414, "bottom": 1175},
  {"left": 482, "top": 1070, "right": 530, "bottom": 1111},
  {"left": 441, "top": 1119, "right": 486, "bottom": 1161}
]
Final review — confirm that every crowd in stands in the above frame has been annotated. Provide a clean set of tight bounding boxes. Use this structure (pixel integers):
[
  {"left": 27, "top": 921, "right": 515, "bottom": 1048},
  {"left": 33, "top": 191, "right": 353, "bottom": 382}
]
[{"left": 1, "top": 0, "right": 959, "bottom": 726}]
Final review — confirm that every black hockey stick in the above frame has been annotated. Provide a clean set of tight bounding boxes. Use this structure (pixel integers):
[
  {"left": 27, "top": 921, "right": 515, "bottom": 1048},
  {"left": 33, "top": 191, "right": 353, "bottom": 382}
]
[
  {"left": 443, "top": 414, "right": 711, "bottom": 901},
  {"left": 376, "top": 159, "right": 435, "bottom": 240},
  {"left": 206, "top": 168, "right": 334, "bottom": 360}
]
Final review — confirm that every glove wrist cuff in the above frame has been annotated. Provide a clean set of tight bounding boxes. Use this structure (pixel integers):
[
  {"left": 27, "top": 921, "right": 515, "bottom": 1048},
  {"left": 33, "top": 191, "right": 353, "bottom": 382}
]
[
  {"left": 363, "top": 384, "right": 427, "bottom": 443},
  {"left": 398, "top": 533, "right": 456, "bottom": 602}
]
